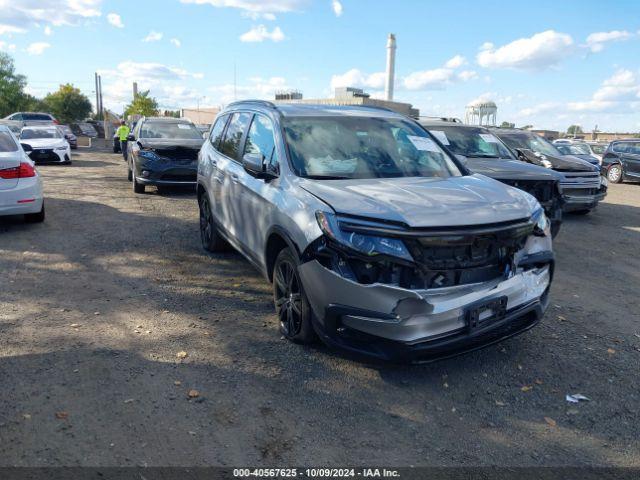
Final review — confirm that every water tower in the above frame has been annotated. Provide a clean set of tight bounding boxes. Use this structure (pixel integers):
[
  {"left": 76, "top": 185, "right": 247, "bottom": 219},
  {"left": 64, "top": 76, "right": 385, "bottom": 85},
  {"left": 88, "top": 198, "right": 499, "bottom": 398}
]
[{"left": 465, "top": 99, "right": 497, "bottom": 126}]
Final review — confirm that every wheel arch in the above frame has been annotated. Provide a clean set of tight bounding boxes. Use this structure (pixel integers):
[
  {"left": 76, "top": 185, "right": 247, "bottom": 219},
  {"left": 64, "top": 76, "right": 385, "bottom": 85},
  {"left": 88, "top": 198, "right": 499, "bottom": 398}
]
[{"left": 265, "top": 226, "right": 300, "bottom": 282}]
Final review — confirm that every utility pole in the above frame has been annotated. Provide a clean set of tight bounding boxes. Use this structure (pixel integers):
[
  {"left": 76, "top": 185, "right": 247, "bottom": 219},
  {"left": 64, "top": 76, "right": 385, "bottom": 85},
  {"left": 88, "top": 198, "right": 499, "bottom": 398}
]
[{"left": 94, "top": 72, "right": 100, "bottom": 117}]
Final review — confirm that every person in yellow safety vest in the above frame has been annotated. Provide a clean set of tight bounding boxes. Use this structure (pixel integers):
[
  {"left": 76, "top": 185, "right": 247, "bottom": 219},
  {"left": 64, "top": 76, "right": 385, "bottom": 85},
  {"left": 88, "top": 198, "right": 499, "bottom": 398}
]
[{"left": 115, "top": 121, "right": 131, "bottom": 161}]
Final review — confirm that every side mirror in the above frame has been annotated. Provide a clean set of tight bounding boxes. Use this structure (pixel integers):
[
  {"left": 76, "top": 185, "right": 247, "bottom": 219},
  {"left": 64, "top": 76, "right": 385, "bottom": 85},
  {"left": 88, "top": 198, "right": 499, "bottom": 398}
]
[
  {"left": 21, "top": 143, "right": 33, "bottom": 153},
  {"left": 127, "top": 134, "right": 135, "bottom": 141},
  {"left": 242, "top": 152, "right": 265, "bottom": 176}
]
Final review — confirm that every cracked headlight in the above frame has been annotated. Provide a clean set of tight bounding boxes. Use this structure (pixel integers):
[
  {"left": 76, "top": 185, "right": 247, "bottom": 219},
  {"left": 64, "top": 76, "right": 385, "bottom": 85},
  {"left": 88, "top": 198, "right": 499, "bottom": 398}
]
[
  {"left": 316, "top": 211, "right": 413, "bottom": 262},
  {"left": 532, "top": 208, "right": 550, "bottom": 237},
  {"left": 139, "top": 149, "right": 159, "bottom": 160}
]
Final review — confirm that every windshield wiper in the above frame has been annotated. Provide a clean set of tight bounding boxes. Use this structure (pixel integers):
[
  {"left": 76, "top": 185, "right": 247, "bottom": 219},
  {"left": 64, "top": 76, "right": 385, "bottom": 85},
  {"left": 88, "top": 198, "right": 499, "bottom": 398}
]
[
  {"left": 465, "top": 153, "right": 501, "bottom": 158},
  {"left": 304, "top": 174, "right": 352, "bottom": 180}
]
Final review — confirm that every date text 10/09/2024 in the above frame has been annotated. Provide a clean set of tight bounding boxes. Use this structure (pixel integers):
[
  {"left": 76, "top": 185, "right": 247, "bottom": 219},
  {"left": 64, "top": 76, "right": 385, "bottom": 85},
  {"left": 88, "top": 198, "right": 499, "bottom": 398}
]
[{"left": 233, "top": 468, "right": 401, "bottom": 478}]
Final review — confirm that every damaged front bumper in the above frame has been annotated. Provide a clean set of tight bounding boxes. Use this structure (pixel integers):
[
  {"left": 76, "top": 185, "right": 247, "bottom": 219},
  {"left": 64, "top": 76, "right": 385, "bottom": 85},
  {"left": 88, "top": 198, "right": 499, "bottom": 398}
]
[{"left": 298, "top": 254, "right": 552, "bottom": 363}]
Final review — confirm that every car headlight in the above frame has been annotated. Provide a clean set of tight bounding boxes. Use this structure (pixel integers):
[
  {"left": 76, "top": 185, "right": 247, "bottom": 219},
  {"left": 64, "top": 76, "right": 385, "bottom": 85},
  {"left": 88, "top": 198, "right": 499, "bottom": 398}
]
[
  {"left": 55, "top": 145, "right": 68, "bottom": 150},
  {"left": 316, "top": 211, "right": 413, "bottom": 262},
  {"left": 532, "top": 208, "right": 550, "bottom": 237},
  {"left": 139, "top": 149, "right": 159, "bottom": 160}
]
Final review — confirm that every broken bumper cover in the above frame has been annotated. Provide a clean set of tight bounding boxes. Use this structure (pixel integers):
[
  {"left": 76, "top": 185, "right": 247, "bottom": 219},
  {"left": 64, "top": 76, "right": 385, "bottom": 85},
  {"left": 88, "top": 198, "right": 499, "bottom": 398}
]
[{"left": 298, "top": 258, "right": 552, "bottom": 362}]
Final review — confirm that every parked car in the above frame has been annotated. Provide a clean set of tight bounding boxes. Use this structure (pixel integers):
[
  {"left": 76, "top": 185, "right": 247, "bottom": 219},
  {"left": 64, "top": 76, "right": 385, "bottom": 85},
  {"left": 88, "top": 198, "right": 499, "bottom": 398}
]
[
  {"left": 19, "top": 126, "right": 71, "bottom": 164},
  {"left": 86, "top": 120, "right": 105, "bottom": 138},
  {"left": 70, "top": 123, "right": 98, "bottom": 138},
  {"left": 0, "top": 125, "right": 45, "bottom": 222},
  {"left": 196, "top": 124, "right": 210, "bottom": 136},
  {"left": 57, "top": 125, "right": 78, "bottom": 149},
  {"left": 0, "top": 120, "right": 23, "bottom": 137},
  {"left": 552, "top": 140, "right": 601, "bottom": 168},
  {"left": 490, "top": 128, "right": 606, "bottom": 215},
  {"left": 4, "top": 112, "right": 58, "bottom": 126},
  {"left": 601, "top": 139, "right": 640, "bottom": 184},
  {"left": 127, "top": 117, "right": 204, "bottom": 193},
  {"left": 197, "top": 101, "right": 554, "bottom": 362},
  {"left": 420, "top": 120, "right": 564, "bottom": 237}
]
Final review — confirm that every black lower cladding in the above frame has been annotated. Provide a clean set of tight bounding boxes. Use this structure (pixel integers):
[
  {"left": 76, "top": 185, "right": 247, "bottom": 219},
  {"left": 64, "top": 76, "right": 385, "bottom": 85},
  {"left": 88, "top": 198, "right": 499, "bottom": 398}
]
[
  {"left": 29, "top": 149, "right": 63, "bottom": 163},
  {"left": 315, "top": 290, "right": 549, "bottom": 363}
]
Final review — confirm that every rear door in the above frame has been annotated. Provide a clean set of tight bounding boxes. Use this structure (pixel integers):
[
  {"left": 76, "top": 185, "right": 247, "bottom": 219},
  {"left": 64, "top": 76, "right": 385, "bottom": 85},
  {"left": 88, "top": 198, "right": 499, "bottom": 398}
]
[
  {"left": 0, "top": 130, "right": 21, "bottom": 190},
  {"left": 200, "top": 113, "right": 229, "bottom": 219},
  {"left": 623, "top": 142, "right": 640, "bottom": 176}
]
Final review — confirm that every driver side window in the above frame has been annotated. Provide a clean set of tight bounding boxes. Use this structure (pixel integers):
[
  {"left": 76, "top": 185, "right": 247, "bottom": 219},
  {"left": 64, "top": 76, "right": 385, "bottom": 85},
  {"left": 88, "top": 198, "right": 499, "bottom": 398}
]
[{"left": 244, "top": 114, "right": 277, "bottom": 169}]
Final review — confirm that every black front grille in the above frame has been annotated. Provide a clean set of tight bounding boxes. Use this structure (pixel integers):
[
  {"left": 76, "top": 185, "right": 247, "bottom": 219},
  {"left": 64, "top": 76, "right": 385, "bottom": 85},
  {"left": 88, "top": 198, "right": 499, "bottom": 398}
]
[
  {"left": 563, "top": 187, "right": 598, "bottom": 196},
  {"left": 156, "top": 147, "right": 199, "bottom": 161},
  {"left": 503, "top": 180, "right": 554, "bottom": 202},
  {"left": 29, "top": 150, "right": 60, "bottom": 163},
  {"left": 160, "top": 173, "right": 197, "bottom": 182}
]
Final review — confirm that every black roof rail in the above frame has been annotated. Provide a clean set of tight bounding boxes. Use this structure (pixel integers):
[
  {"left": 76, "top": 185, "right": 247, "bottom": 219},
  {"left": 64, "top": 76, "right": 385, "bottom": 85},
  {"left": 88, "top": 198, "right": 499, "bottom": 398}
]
[{"left": 226, "top": 99, "right": 277, "bottom": 109}]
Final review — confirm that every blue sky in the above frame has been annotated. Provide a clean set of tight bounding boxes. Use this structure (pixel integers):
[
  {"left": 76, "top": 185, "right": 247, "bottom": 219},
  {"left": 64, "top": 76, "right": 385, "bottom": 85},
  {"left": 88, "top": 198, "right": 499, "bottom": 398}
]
[{"left": 2, "top": 0, "right": 639, "bottom": 131}]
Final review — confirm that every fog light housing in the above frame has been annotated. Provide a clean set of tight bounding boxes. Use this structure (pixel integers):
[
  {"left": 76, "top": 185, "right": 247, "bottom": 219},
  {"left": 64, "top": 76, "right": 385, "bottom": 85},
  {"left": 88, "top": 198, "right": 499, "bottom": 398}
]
[{"left": 142, "top": 170, "right": 150, "bottom": 178}]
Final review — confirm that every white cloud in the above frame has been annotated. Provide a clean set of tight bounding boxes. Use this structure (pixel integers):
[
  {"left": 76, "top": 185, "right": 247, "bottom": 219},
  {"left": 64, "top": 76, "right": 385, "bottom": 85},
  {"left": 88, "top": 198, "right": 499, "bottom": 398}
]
[
  {"left": 44, "top": 26, "right": 52, "bottom": 36},
  {"left": 0, "top": 0, "right": 101, "bottom": 35},
  {"left": 585, "top": 30, "right": 633, "bottom": 53},
  {"left": 180, "top": 0, "right": 306, "bottom": 17},
  {"left": 208, "top": 76, "right": 290, "bottom": 105},
  {"left": 170, "top": 38, "right": 181, "bottom": 47},
  {"left": 457, "top": 70, "right": 478, "bottom": 81},
  {"left": 239, "top": 25, "right": 284, "bottom": 42},
  {"left": 107, "top": 13, "right": 124, "bottom": 28},
  {"left": 332, "top": 0, "right": 343, "bottom": 17},
  {"left": 518, "top": 102, "right": 563, "bottom": 117},
  {"left": 330, "top": 69, "right": 386, "bottom": 90},
  {"left": 403, "top": 68, "right": 456, "bottom": 90},
  {"left": 142, "top": 30, "right": 163, "bottom": 42},
  {"left": 476, "top": 30, "right": 575, "bottom": 70},
  {"left": 444, "top": 55, "right": 466, "bottom": 69},
  {"left": 26, "top": 42, "right": 50, "bottom": 55},
  {"left": 0, "top": 40, "right": 16, "bottom": 51}
]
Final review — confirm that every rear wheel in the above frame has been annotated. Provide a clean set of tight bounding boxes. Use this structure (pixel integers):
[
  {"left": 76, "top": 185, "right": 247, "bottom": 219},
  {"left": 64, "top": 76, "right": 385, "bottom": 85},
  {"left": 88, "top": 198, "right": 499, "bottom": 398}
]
[
  {"left": 607, "top": 164, "right": 623, "bottom": 184},
  {"left": 273, "top": 247, "right": 316, "bottom": 344},
  {"left": 25, "top": 203, "right": 45, "bottom": 223},
  {"left": 199, "top": 193, "right": 227, "bottom": 252},
  {"left": 132, "top": 167, "right": 145, "bottom": 193},
  {"left": 127, "top": 165, "right": 132, "bottom": 181}
]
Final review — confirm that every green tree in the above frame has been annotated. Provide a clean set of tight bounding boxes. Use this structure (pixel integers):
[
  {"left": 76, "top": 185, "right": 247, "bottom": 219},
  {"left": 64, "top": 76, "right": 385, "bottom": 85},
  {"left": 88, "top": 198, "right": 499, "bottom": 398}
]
[
  {"left": 520, "top": 124, "right": 533, "bottom": 130},
  {"left": 500, "top": 121, "right": 515, "bottom": 128},
  {"left": 124, "top": 90, "right": 159, "bottom": 117},
  {"left": 42, "top": 83, "right": 92, "bottom": 124},
  {"left": 163, "top": 109, "right": 181, "bottom": 118},
  {"left": 567, "top": 124, "right": 583, "bottom": 135},
  {"left": 0, "top": 52, "right": 31, "bottom": 117}
]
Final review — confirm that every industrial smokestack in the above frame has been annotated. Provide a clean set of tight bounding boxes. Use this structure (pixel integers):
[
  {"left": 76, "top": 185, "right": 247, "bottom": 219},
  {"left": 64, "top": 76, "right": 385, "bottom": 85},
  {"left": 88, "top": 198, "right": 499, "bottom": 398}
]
[
  {"left": 133, "top": 82, "right": 138, "bottom": 98},
  {"left": 385, "top": 33, "right": 396, "bottom": 101}
]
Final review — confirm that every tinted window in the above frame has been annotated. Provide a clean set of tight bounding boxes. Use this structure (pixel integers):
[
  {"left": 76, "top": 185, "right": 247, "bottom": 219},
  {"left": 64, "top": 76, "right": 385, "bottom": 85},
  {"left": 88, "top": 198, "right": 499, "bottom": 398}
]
[
  {"left": 612, "top": 143, "right": 629, "bottom": 153},
  {"left": 21, "top": 128, "right": 61, "bottom": 139},
  {"left": 496, "top": 132, "right": 561, "bottom": 157},
  {"left": 0, "top": 131, "right": 18, "bottom": 152},
  {"left": 209, "top": 115, "right": 228, "bottom": 150},
  {"left": 427, "top": 126, "right": 513, "bottom": 159},
  {"left": 220, "top": 113, "right": 251, "bottom": 160},
  {"left": 244, "top": 114, "right": 276, "bottom": 166},
  {"left": 283, "top": 116, "right": 461, "bottom": 179},
  {"left": 23, "top": 113, "right": 52, "bottom": 121},
  {"left": 140, "top": 122, "right": 202, "bottom": 139}
]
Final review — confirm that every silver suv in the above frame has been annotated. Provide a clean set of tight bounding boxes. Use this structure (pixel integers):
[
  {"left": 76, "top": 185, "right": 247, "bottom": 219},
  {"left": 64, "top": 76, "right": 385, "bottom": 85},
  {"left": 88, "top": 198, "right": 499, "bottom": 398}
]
[{"left": 197, "top": 101, "right": 554, "bottom": 362}]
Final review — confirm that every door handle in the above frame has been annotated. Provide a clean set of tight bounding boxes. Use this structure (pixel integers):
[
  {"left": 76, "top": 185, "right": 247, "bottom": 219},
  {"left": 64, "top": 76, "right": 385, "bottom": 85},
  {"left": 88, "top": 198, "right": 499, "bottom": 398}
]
[{"left": 230, "top": 173, "right": 240, "bottom": 183}]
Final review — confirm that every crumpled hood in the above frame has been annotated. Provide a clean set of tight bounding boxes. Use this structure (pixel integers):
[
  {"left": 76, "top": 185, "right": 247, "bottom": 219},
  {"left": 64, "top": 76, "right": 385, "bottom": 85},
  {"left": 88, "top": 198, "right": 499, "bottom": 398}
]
[
  {"left": 298, "top": 174, "right": 535, "bottom": 228},
  {"left": 137, "top": 138, "right": 203, "bottom": 149},
  {"left": 467, "top": 158, "right": 563, "bottom": 182},
  {"left": 21, "top": 138, "right": 67, "bottom": 149},
  {"left": 519, "top": 149, "right": 599, "bottom": 172}
]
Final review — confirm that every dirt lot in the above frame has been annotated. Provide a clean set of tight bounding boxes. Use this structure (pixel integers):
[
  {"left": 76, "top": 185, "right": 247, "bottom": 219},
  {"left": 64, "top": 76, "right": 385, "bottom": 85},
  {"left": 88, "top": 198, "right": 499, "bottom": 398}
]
[{"left": 1, "top": 145, "right": 639, "bottom": 467}]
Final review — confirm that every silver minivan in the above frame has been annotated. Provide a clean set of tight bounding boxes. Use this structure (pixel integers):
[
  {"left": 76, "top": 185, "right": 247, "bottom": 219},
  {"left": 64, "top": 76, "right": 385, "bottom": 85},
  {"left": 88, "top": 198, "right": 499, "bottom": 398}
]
[{"left": 197, "top": 101, "right": 554, "bottom": 362}]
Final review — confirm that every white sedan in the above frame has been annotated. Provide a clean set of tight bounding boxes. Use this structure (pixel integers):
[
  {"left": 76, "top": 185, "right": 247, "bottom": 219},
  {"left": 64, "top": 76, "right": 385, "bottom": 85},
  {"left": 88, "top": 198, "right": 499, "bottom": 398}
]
[
  {"left": 20, "top": 125, "right": 71, "bottom": 164},
  {"left": 0, "top": 125, "right": 45, "bottom": 222}
]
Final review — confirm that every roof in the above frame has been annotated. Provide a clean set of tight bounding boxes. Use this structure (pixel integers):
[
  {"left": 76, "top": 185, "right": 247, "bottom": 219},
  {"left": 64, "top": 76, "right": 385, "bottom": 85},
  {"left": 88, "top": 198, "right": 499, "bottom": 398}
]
[
  {"left": 141, "top": 117, "right": 194, "bottom": 123},
  {"left": 226, "top": 100, "right": 405, "bottom": 119},
  {"left": 418, "top": 119, "right": 480, "bottom": 128}
]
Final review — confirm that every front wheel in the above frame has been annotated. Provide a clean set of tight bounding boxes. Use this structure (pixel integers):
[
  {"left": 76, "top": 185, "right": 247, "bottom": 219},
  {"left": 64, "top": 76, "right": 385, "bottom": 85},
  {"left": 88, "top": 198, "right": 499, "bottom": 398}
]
[
  {"left": 607, "top": 164, "right": 623, "bottom": 184},
  {"left": 273, "top": 247, "right": 316, "bottom": 344},
  {"left": 199, "top": 193, "right": 227, "bottom": 252}
]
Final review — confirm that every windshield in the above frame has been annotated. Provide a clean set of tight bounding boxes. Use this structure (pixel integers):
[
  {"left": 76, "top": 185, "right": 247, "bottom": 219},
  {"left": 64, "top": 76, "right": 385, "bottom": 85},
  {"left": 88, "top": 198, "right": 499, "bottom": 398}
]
[
  {"left": 426, "top": 126, "right": 513, "bottom": 159},
  {"left": 496, "top": 131, "right": 561, "bottom": 157},
  {"left": 556, "top": 144, "right": 591, "bottom": 155},
  {"left": 283, "top": 116, "right": 462, "bottom": 179},
  {"left": 21, "top": 128, "right": 61, "bottom": 139},
  {"left": 0, "top": 131, "right": 18, "bottom": 152},
  {"left": 140, "top": 122, "right": 202, "bottom": 140}
]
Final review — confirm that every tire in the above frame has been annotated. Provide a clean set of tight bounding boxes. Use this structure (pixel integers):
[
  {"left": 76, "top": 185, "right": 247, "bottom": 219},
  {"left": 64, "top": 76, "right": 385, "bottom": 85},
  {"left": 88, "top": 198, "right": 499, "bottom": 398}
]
[
  {"left": 273, "top": 247, "right": 316, "bottom": 344},
  {"left": 607, "top": 164, "right": 623, "bottom": 184},
  {"left": 127, "top": 166, "right": 132, "bottom": 181},
  {"left": 24, "top": 203, "right": 45, "bottom": 223},
  {"left": 550, "top": 221, "right": 561, "bottom": 238},
  {"left": 198, "top": 193, "right": 227, "bottom": 252},
  {"left": 133, "top": 175, "right": 145, "bottom": 194}
]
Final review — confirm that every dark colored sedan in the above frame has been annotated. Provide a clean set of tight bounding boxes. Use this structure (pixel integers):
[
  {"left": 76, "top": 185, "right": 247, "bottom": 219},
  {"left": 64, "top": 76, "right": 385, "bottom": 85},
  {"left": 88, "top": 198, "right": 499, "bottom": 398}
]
[
  {"left": 57, "top": 125, "right": 78, "bottom": 149},
  {"left": 601, "top": 139, "right": 640, "bottom": 184},
  {"left": 126, "top": 117, "right": 204, "bottom": 194},
  {"left": 70, "top": 123, "right": 98, "bottom": 138}
]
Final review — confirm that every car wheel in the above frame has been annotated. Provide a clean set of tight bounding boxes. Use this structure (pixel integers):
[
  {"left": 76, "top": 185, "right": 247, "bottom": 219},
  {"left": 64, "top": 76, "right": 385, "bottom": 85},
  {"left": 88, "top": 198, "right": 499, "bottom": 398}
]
[
  {"left": 198, "top": 193, "right": 227, "bottom": 252},
  {"left": 24, "top": 203, "right": 45, "bottom": 223},
  {"left": 607, "top": 164, "right": 623, "bottom": 184},
  {"left": 127, "top": 166, "right": 132, "bottom": 181},
  {"left": 132, "top": 174, "right": 145, "bottom": 194},
  {"left": 273, "top": 247, "right": 316, "bottom": 344},
  {"left": 550, "top": 221, "right": 561, "bottom": 238}
]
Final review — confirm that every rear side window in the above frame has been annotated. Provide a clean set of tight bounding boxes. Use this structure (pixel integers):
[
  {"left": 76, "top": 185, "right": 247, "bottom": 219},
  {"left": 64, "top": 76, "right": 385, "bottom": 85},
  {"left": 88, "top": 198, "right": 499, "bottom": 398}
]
[
  {"left": 209, "top": 115, "right": 228, "bottom": 150},
  {"left": 244, "top": 114, "right": 276, "bottom": 166},
  {"left": 612, "top": 143, "right": 628, "bottom": 153},
  {"left": 0, "top": 131, "right": 18, "bottom": 152},
  {"left": 220, "top": 112, "right": 251, "bottom": 160}
]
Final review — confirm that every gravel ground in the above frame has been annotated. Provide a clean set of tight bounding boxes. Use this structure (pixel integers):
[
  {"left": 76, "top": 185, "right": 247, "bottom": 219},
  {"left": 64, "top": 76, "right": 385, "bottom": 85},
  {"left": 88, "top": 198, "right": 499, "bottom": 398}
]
[{"left": 0, "top": 145, "right": 639, "bottom": 467}]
